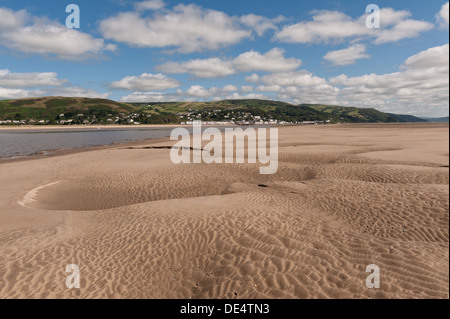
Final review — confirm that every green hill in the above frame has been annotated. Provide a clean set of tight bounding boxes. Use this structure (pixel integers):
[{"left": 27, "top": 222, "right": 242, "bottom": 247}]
[
  {"left": 307, "top": 104, "right": 426, "bottom": 123},
  {"left": 133, "top": 100, "right": 426, "bottom": 123},
  {"left": 0, "top": 97, "right": 430, "bottom": 124},
  {"left": 0, "top": 97, "right": 136, "bottom": 121}
]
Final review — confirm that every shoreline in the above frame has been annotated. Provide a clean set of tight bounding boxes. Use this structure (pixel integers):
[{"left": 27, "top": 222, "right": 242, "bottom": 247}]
[
  {"left": 0, "top": 124, "right": 193, "bottom": 131},
  {"left": 0, "top": 135, "right": 174, "bottom": 164},
  {"left": 0, "top": 122, "right": 448, "bottom": 165},
  {"left": 0, "top": 122, "right": 447, "bottom": 131}
]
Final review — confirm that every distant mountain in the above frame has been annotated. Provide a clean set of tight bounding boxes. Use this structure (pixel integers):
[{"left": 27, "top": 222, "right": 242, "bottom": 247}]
[
  {"left": 306, "top": 104, "right": 427, "bottom": 123},
  {"left": 0, "top": 97, "right": 437, "bottom": 124},
  {"left": 386, "top": 113, "right": 427, "bottom": 123},
  {"left": 421, "top": 116, "right": 449, "bottom": 123}
]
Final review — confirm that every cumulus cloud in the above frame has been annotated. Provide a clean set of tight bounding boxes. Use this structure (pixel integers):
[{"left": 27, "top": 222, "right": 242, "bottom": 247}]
[
  {"left": 109, "top": 73, "right": 181, "bottom": 91},
  {"left": 261, "top": 70, "right": 327, "bottom": 87},
  {"left": 0, "top": 7, "right": 115, "bottom": 60},
  {"left": 275, "top": 11, "right": 367, "bottom": 44},
  {"left": 0, "top": 69, "right": 67, "bottom": 88},
  {"left": 0, "top": 68, "right": 110, "bottom": 99},
  {"left": 224, "top": 93, "right": 271, "bottom": 100},
  {"left": 186, "top": 84, "right": 239, "bottom": 97},
  {"left": 436, "top": 2, "right": 449, "bottom": 28},
  {"left": 403, "top": 43, "right": 449, "bottom": 69},
  {"left": 0, "top": 87, "right": 43, "bottom": 99},
  {"left": 120, "top": 84, "right": 241, "bottom": 102},
  {"left": 245, "top": 74, "right": 260, "bottom": 83},
  {"left": 329, "top": 43, "right": 449, "bottom": 116},
  {"left": 274, "top": 8, "right": 433, "bottom": 45},
  {"left": 157, "top": 58, "right": 235, "bottom": 78},
  {"left": 134, "top": 0, "right": 165, "bottom": 11},
  {"left": 0, "top": 7, "right": 27, "bottom": 29},
  {"left": 0, "top": 86, "right": 110, "bottom": 100},
  {"left": 240, "top": 14, "right": 284, "bottom": 36},
  {"left": 222, "top": 84, "right": 238, "bottom": 92},
  {"left": 233, "top": 48, "right": 302, "bottom": 73},
  {"left": 186, "top": 85, "right": 215, "bottom": 97},
  {"left": 323, "top": 44, "right": 370, "bottom": 66},
  {"left": 99, "top": 4, "right": 251, "bottom": 53},
  {"left": 120, "top": 92, "right": 180, "bottom": 103},
  {"left": 43, "top": 87, "right": 111, "bottom": 99},
  {"left": 374, "top": 18, "right": 434, "bottom": 44},
  {"left": 157, "top": 48, "right": 301, "bottom": 78}
]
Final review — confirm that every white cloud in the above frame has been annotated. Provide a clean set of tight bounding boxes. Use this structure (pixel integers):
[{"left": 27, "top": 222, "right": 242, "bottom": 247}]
[
  {"left": 99, "top": 4, "right": 251, "bottom": 53},
  {"left": 134, "top": 0, "right": 165, "bottom": 11},
  {"left": 0, "top": 86, "right": 110, "bottom": 100},
  {"left": 233, "top": 48, "right": 302, "bottom": 73},
  {"left": 240, "top": 14, "right": 282, "bottom": 36},
  {"left": 224, "top": 93, "right": 271, "bottom": 100},
  {"left": 0, "top": 87, "right": 42, "bottom": 99},
  {"left": 44, "top": 87, "right": 111, "bottom": 99},
  {"left": 109, "top": 73, "right": 181, "bottom": 91},
  {"left": 157, "top": 48, "right": 301, "bottom": 78},
  {"left": 185, "top": 84, "right": 238, "bottom": 97},
  {"left": 0, "top": 69, "right": 67, "bottom": 88},
  {"left": 120, "top": 84, "right": 241, "bottom": 102},
  {"left": 222, "top": 84, "right": 238, "bottom": 92},
  {"left": 0, "top": 7, "right": 115, "bottom": 60},
  {"left": 374, "top": 19, "right": 434, "bottom": 44},
  {"left": 275, "top": 11, "right": 368, "bottom": 44},
  {"left": 120, "top": 92, "right": 179, "bottom": 103},
  {"left": 256, "top": 85, "right": 282, "bottom": 92},
  {"left": 245, "top": 74, "right": 260, "bottom": 83},
  {"left": 261, "top": 70, "right": 327, "bottom": 87},
  {"left": 0, "top": 7, "right": 27, "bottom": 29},
  {"left": 0, "top": 67, "right": 109, "bottom": 99},
  {"left": 329, "top": 44, "right": 449, "bottom": 116},
  {"left": 436, "top": 2, "right": 449, "bottom": 28},
  {"left": 157, "top": 58, "right": 235, "bottom": 78},
  {"left": 378, "top": 8, "right": 411, "bottom": 26},
  {"left": 403, "top": 43, "right": 449, "bottom": 69},
  {"left": 186, "top": 85, "right": 214, "bottom": 97},
  {"left": 274, "top": 8, "right": 433, "bottom": 45},
  {"left": 323, "top": 44, "right": 370, "bottom": 66}
]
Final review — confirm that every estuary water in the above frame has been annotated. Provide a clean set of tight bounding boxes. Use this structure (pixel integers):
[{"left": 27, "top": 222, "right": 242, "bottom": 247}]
[{"left": 0, "top": 127, "right": 181, "bottom": 159}]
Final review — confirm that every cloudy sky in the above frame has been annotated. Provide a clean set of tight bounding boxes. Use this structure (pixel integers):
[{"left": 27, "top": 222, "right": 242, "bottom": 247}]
[{"left": 0, "top": 0, "right": 448, "bottom": 117}]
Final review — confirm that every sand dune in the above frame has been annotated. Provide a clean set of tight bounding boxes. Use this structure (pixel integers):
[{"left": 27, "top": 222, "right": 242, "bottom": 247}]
[{"left": 0, "top": 124, "right": 448, "bottom": 299}]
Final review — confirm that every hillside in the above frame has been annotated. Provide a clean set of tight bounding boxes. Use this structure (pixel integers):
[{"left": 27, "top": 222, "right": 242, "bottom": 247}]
[
  {"left": 132, "top": 100, "right": 426, "bottom": 123},
  {"left": 306, "top": 104, "right": 426, "bottom": 123},
  {"left": 131, "top": 99, "right": 335, "bottom": 122},
  {"left": 0, "top": 97, "right": 136, "bottom": 121},
  {"left": 0, "top": 97, "right": 431, "bottom": 125}
]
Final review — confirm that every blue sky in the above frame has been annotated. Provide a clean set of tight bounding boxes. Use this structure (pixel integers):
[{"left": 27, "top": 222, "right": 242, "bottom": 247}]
[{"left": 0, "top": 0, "right": 448, "bottom": 116}]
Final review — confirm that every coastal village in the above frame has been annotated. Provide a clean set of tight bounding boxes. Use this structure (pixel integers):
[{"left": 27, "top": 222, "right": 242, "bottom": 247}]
[{"left": 0, "top": 106, "right": 333, "bottom": 126}]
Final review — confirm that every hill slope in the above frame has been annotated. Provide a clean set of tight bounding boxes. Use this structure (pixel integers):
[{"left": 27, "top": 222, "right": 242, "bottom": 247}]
[
  {"left": 0, "top": 97, "right": 431, "bottom": 124},
  {"left": 306, "top": 104, "right": 426, "bottom": 123},
  {"left": 0, "top": 97, "right": 136, "bottom": 120}
]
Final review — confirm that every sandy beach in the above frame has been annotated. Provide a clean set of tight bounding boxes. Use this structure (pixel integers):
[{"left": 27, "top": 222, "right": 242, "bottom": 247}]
[{"left": 0, "top": 124, "right": 448, "bottom": 299}]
